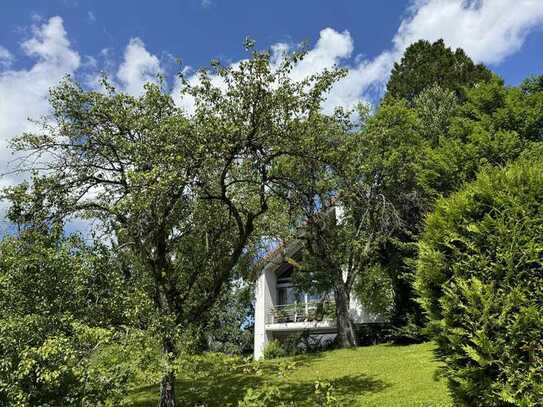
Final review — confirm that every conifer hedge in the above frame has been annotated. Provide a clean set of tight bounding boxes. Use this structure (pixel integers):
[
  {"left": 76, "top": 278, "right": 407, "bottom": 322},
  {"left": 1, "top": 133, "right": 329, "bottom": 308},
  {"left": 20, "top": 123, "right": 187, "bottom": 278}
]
[{"left": 416, "top": 159, "right": 543, "bottom": 406}]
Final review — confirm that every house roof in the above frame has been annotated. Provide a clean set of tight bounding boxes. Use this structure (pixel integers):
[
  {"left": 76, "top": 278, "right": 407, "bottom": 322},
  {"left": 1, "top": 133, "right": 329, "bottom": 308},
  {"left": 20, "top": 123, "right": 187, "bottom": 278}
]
[{"left": 254, "top": 202, "right": 337, "bottom": 277}]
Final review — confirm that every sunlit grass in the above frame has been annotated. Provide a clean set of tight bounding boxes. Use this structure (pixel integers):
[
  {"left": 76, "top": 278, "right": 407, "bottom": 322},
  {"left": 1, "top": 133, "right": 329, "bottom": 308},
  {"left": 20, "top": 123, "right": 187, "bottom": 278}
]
[{"left": 126, "top": 342, "right": 452, "bottom": 406}]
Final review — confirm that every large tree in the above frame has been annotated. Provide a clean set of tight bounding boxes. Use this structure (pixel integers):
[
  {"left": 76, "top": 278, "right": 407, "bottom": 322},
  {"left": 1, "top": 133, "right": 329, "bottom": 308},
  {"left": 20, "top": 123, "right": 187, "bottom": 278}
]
[
  {"left": 418, "top": 75, "right": 543, "bottom": 199},
  {"left": 8, "top": 43, "right": 344, "bottom": 406},
  {"left": 279, "top": 101, "right": 424, "bottom": 347},
  {"left": 380, "top": 74, "right": 543, "bottom": 336},
  {"left": 384, "top": 39, "right": 492, "bottom": 103}
]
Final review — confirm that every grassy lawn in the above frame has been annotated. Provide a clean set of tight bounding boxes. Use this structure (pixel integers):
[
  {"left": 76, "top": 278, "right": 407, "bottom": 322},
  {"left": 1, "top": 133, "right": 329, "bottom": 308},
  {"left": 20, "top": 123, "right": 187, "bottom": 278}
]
[{"left": 126, "top": 342, "right": 452, "bottom": 406}]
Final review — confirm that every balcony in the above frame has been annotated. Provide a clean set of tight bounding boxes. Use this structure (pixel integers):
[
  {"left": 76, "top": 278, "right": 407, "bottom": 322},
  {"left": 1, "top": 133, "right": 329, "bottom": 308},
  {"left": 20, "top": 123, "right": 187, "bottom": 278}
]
[{"left": 265, "top": 300, "right": 336, "bottom": 325}]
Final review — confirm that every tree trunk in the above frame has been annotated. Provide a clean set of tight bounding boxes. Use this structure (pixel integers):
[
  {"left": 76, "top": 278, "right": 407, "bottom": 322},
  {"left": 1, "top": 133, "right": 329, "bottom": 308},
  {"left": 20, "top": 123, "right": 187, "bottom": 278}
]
[
  {"left": 334, "top": 282, "right": 357, "bottom": 348},
  {"left": 159, "top": 372, "right": 176, "bottom": 407},
  {"left": 159, "top": 337, "right": 177, "bottom": 407}
]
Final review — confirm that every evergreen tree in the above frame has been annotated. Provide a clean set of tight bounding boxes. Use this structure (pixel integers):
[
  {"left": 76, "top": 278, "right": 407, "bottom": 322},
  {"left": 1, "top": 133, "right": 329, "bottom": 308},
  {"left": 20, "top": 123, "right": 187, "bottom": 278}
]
[{"left": 385, "top": 39, "right": 492, "bottom": 103}]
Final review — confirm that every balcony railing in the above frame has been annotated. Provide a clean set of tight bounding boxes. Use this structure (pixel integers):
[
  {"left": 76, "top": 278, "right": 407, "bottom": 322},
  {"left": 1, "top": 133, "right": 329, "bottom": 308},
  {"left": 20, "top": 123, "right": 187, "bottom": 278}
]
[{"left": 266, "top": 300, "right": 336, "bottom": 324}]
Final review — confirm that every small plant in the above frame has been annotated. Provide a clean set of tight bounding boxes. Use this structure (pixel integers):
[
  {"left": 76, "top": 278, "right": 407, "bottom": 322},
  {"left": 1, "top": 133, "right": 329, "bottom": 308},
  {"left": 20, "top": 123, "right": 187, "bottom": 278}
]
[
  {"left": 314, "top": 379, "right": 337, "bottom": 406},
  {"left": 238, "top": 384, "right": 283, "bottom": 407},
  {"left": 262, "top": 339, "right": 285, "bottom": 359},
  {"left": 240, "top": 358, "right": 264, "bottom": 377},
  {"left": 276, "top": 360, "right": 298, "bottom": 377}
]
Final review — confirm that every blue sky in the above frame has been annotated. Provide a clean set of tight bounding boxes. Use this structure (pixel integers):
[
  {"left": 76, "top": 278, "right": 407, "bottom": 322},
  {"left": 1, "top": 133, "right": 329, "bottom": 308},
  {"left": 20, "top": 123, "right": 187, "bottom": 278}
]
[
  {"left": 1, "top": 1, "right": 406, "bottom": 70},
  {"left": 1, "top": 0, "right": 543, "bottom": 233},
  {"left": 1, "top": 0, "right": 542, "bottom": 86}
]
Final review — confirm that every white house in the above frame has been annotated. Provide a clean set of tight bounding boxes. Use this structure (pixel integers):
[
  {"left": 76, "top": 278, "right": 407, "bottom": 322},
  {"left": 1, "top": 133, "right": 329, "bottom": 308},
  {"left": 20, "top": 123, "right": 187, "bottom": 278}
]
[{"left": 253, "top": 238, "right": 383, "bottom": 359}]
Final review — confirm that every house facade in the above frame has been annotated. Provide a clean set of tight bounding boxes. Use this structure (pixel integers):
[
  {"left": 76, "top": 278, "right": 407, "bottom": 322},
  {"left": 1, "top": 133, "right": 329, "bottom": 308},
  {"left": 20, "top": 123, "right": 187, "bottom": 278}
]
[{"left": 253, "top": 239, "right": 383, "bottom": 359}]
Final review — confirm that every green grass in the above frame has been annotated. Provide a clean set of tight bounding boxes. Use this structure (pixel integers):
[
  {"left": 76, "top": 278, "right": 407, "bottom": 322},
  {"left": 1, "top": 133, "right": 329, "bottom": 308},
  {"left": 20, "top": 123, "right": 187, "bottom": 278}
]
[{"left": 126, "top": 342, "right": 452, "bottom": 406}]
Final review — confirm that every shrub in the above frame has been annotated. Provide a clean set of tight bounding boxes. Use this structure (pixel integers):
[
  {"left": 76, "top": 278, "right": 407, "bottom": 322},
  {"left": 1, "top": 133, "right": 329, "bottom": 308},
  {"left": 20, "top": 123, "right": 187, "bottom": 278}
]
[
  {"left": 313, "top": 379, "right": 338, "bottom": 406},
  {"left": 238, "top": 384, "right": 284, "bottom": 407},
  {"left": 387, "top": 314, "right": 428, "bottom": 345},
  {"left": 0, "top": 315, "right": 130, "bottom": 406},
  {"left": 280, "top": 331, "right": 336, "bottom": 356},
  {"left": 415, "top": 159, "right": 543, "bottom": 406},
  {"left": 262, "top": 340, "right": 286, "bottom": 360}
]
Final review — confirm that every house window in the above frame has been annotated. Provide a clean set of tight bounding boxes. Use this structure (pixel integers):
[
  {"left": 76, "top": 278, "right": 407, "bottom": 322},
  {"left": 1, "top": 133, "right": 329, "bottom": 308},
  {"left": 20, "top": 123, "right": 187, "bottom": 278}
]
[
  {"left": 277, "top": 286, "right": 303, "bottom": 305},
  {"left": 278, "top": 287, "right": 288, "bottom": 305}
]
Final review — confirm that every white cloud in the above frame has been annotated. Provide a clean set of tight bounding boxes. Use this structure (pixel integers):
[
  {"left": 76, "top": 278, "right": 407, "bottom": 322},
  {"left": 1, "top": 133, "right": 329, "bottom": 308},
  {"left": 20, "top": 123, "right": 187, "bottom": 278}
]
[
  {"left": 20, "top": 16, "right": 80, "bottom": 67},
  {"left": 289, "top": 28, "right": 353, "bottom": 82},
  {"left": 171, "top": 65, "right": 231, "bottom": 116},
  {"left": 357, "top": 0, "right": 543, "bottom": 94},
  {"left": 395, "top": 0, "right": 543, "bottom": 64},
  {"left": 0, "top": 25, "right": 164, "bottom": 201},
  {"left": 117, "top": 38, "right": 161, "bottom": 96},
  {"left": 88, "top": 11, "right": 96, "bottom": 22},
  {"left": 276, "top": 28, "right": 368, "bottom": 112},
  {"left": 0, "top": 16, "right": 81, "bottom": 222},
  {"left": 0, "top": 17, "right": 80, "bottom": 182},
  {"left": 0, "top": 46, "right": 14, "bottom": 68},
  {"left": 0, "top": 25, "right": 165, "bottom": 226},
  {"left": 171, "top": 29, "right": 359, "bottom": 114},
  {"left": 170, "top": 0, "right": 543, "bottom": 115},
  {"left": 313, "top": 0, "right": 543, "bottom": 111}
]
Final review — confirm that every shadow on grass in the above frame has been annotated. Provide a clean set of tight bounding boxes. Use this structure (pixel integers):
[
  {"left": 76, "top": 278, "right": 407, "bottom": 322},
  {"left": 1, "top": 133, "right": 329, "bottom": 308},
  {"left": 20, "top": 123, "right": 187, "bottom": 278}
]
[
  {"left": 129, "top": 372, "right": 266, "bottom": 406},
  {"left": 278, "top": 374, "right": 389, "bottom": 406},
  {"left": 128, "top": 372, "right": 388, "bottom": 407},
  {"left": 128, "top": 356, "right": 276, "bottom": 406},
  {"left": 127, "top": 350, "right": 390, "bottom": 406}
]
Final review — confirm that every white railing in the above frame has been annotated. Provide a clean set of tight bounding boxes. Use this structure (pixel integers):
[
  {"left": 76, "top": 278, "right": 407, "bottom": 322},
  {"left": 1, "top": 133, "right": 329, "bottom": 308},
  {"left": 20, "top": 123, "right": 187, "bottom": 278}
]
[{"left": 265, "top": 300, "right": 336, "bottom": 324}]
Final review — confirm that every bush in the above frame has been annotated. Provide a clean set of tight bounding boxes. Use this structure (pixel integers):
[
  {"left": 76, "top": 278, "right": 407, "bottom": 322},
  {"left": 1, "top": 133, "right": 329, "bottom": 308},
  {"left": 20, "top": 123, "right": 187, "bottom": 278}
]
[
  {"left": 262, "top": 340, "right": 286, "bottom": 360},
  {"left": 280, "top": 331, "right": 336, "bottom": 356},
  {"left": 415, "top": 159, "right": 543, "bottom": 406},
  {"left": 387, "top": 315, "right": 427, "bottom": 345},
  {"left": 238, "top": 384, "right": 283, "bottom": 407},
  {"left": 0, "top": 315, "right": 130, "bottom": 406}
]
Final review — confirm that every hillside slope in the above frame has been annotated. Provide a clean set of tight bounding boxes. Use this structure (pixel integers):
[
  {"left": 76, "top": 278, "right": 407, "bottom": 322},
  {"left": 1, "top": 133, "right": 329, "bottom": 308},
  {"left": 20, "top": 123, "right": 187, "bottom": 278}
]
[{"left": 127, "top": 342, "right": 452, "bottom": 406}]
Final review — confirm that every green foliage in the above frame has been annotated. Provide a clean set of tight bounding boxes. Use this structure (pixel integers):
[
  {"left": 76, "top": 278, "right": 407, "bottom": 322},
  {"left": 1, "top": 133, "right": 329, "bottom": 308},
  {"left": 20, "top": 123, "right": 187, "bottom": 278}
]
[
  {"left": 353, "top": 264, "right": 394, "bottom": 317},
  {"left": 0, "top": 315, "right": 129, "bottom": 406},
  {"left": 366, "top": 76, "right": 541, "bottom": 335},
  {"left": 345, "top": 99, "right": 426, "bottom": 329},
  {"left": 281, "top": 331, "right": 336, "bottom": 356},
  {"left": 313, "top": 379, "right": 338, "bottom": 406},
  {"left": 238, "top": 375, "right": 339, "bottom": 407},
  {"left": 263, "top": 340, "right": 286, "bottom": 360},
  {"left": 419, "top": 77, "right": 543, "bottom": 198},
  {"left": 238, "top": 384, "right": 286, "bottom": 407},
  {"left": 0, "top": 229, "right": 135, "bottom": 405},
  {"left": 413, "top": 84, "right": 459, "bottom": 147},
  {"left": 416, "top": 159, "right": 543, "bottom": 405},
  {"left": 518, "top": 142, "right": 543, "bottom": 162},
  {"left": 396, "top": 77, "right": 543, "bottom": 338},
  {"left": 7, "top": 42, "right": 346, "bottom": 404},
  {"left": 280, "top": 98, "right": 426, "bottom": 347},
  {"left": 520, "top": 75, "right": 543, "bottom": 95},
  {"left": 385, "top": 39, "right": 492, "bottom": 103},
  {"left": 206, "top": 281, "right": 254, "bottom": 355},
  {"left": 386, "top": 314, "right": 427, "bottom": 345},
  {"left": 0, "top": 229, "right": 128, "bottom": 326}
]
